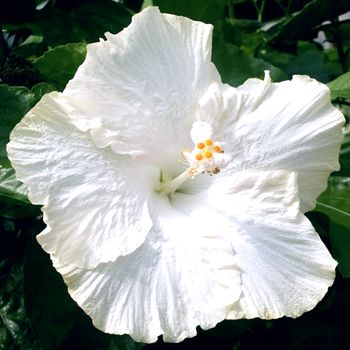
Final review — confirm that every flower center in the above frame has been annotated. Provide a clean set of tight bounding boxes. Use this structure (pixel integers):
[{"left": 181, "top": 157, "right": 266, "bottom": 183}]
[
  {"left": 155, "top": 122, "right": 230, "bottom": 196},
  {"left": 183, "top": 138, "right": 224, "bottom": 176}
]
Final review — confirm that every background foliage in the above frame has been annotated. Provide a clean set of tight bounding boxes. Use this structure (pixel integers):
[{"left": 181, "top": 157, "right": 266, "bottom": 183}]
[{"left": 1, "top": 0, "right": 350, "bottom": 349}]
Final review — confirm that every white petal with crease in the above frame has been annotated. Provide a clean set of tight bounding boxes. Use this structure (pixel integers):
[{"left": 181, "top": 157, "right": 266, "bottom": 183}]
[
  {"left": 7, "top": 92, "right": 155, "bottom": 269},
  {"left": 199, "top": 170, "right": 337, "bottom": 319},
  {"left": 215, "top": 72, "right": 344, "bottom": 212},
  {"left": 52, "top": 194, "right": 241, "bottom": 343},
  {"left": 57, "top": 6, "right": 219, "bottom": 161}
]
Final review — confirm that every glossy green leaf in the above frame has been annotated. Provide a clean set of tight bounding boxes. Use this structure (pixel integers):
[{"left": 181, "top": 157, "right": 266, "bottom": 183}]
[
  {"left": 0, "top": 166, "right": 40, "bottom": 219},
  {"left": 212, "top": 39, "right": 287, "bottom": 87},
  {"left": 38, "top": 1, "right": 132, "bottom": 46},
  {"left": 267, "top": 0, "right": 350, "bottom": 46},
  {"left": 32, "top": 43, "right": 87, "bottom": 91},
  {"left": 314, "top": 176, "right": 350, "bottom": 276},
  {"left": 328, "top": 71, "right": 350, "bottom": 100},
  {"left": 316, "top": 177, "right": 350, "bottom": 229},
  {"left": 145, "top": 0, "right": 226, "bottom": 24},
  {"left": 0, "top": 166, "right": 29, "bottom": 204},
  {"left": 24, "top": 239, "right": 144, "bottom": 350},
  {"left": 31, "top": 82, "right": 57, "bottom": 102},
  {"left": 0, "top": 85, "right": 35, "bottom": 167}
]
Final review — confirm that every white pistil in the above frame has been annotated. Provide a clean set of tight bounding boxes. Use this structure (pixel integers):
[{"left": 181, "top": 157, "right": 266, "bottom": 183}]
[{"left": 156, "top": 168, "right": 195, "bottom": 196}]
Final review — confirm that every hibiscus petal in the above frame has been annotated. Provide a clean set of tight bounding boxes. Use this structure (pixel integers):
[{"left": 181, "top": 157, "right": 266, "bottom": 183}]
[
  {"left": 7, "top": 92, "right": 155, "bottom": 269},
  {"left": 52, "top": 194, "right": 241, "bottom": 343},
  {"left": 202, "top": 170, "right": 336, "bottom": 319},
  {"left": 218, "top": 72, "right": 345, "bottom": 212},
  {"left": 57, "top": 6, "right": 219, "bottom": 161}
]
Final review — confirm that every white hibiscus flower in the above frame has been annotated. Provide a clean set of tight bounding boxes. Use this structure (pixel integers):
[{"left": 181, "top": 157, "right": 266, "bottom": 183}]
[{"left": 7, "top": 6, "right": 345, "bottom": 344}]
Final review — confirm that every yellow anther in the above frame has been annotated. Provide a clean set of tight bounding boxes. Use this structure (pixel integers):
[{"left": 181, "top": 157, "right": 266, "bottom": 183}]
[
  {"left": 196, "top": 154, "right": 203, "bottom": 161},
  {"left": 197, "top": 143, "right": 205, "bottom": 149},
  {"left": 205, "top": 139, "right": 213, "bottom": 146},
  {"left": 214, "top": 145, "right": 222, "bottom": 153},
  {"left": 205, "top": 150, "right": 213, "bottom": 158}
]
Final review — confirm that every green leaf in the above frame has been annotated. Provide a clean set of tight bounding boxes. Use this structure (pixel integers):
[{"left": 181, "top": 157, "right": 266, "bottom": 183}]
[
  {"left": 0, "top": 200, "right": 40, "bottom": 220},
  {"left": 315, "top": 177, "right": 350, "bottom": 276},
  {"left": 146, "top": 0, "right": 227, "bottom": 24},
  {"left": 0, "top": 166, "right": 40, "bottom": 219},
  {"left": 316, "top": 177, "right": 350, "bottom": 229},
  {"left": 313, "top": 178, "right": 350, "bottom": 277},
  {"left": 212, "top": 39, "right": 287, "bottom": 87},
  {"left": 24, "top": 239, "right": 143, "bottom": 350},
  {"left": 0, "top": 166, "right": 29, "bottom": 203},
  {"left": 31, "top": 82, "right": 57, "bottom": 102},
  {"left": 259, "top": 42, "right": 342, "bottom": 83},
  {"left": 266, "top": 0, "right": 350, "bottom": 46},
  {"left": 334, "top": 130, "right": 350, "bottom": 177},
  {"left": 221, "top": 18, "right": 264, "bottom": 53},
  {"left": 13, "top": 34, "right": 48, "bottom": 61},
  {"left": 305, "top": 211, "right": 330, "bottom": 238},
  {"left": 38, "top": 1, "right": 132, "bottom": 46},
  {"left": 0, "top": 263, "right": 35, "bottom": 350},
  {"left": 0, "top": 217, "right": 41, "bottom": 350},
  {"left": 33, "top": 43, "right": 87, "bottom": 91},
  {"left": 0, "top": 85, "right": 35, "bottom": 167},
  {"left": 328, "top": 71, "right": 350, "bottom": 100},
  {"left": 329, "top": 221, "right": 350, "bottom": 277}
]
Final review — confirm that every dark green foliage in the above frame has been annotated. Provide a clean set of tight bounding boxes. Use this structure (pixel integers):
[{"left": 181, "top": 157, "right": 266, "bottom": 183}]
[
  {"left": 0, "top": 166, "right": 41, "bottom": 219},
  {"left": 266, "top": 0, "right": 350, "bottom": 47},
  {"left": 32, "top": 43, "right": 87, "bottom": 91},
  {"left": 316, "top": 177, "right": 350, "bottom": 277},
  {"left": 212, "top": 38, "right": 287, "bottom": 86},
  {"left": 0, "top": 85, "right": 35, "bottom": 167},
  {"left": 328, "top": 72, "right": 350, "bottom": 99},
  {"left": 149, "top": 0, "right": 227, "bottom": 25},
  {"left": 0, "top": 217, "right": 41, "bottom": 350},
  {"left": 0, "top": 55, "right": 41, "bottom": 88},
  {"left": 1, "top": 0, "right": 350, "bottom": 349},
  {"left": 337, "top": 132, "right": 350, "bottom": 177},
  {"left": 37, "top": 1, "right": 132, "bottom": 46}
]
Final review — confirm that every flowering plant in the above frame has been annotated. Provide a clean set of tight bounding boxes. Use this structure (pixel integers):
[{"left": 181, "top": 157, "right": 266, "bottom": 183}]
[
  {"left": 6, "top": 6, "right": 345, "bottom": 344},
  {"left": 1, "top": 1, "right": 350, "bottom": 349}
]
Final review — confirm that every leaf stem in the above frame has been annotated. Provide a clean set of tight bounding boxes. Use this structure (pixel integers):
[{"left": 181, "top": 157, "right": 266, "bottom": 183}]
[
  {"left": 252, "top": 0, "right": 266, "bottom": 23},
  {"left": 332, "top": 17, "right": 349, "bottom": 73},
  {"left": 227, "top": 0, "right": 234, "bottom": 19},
  {"left": 259, "top": 0, "right": 266, "bottom": 22}
]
